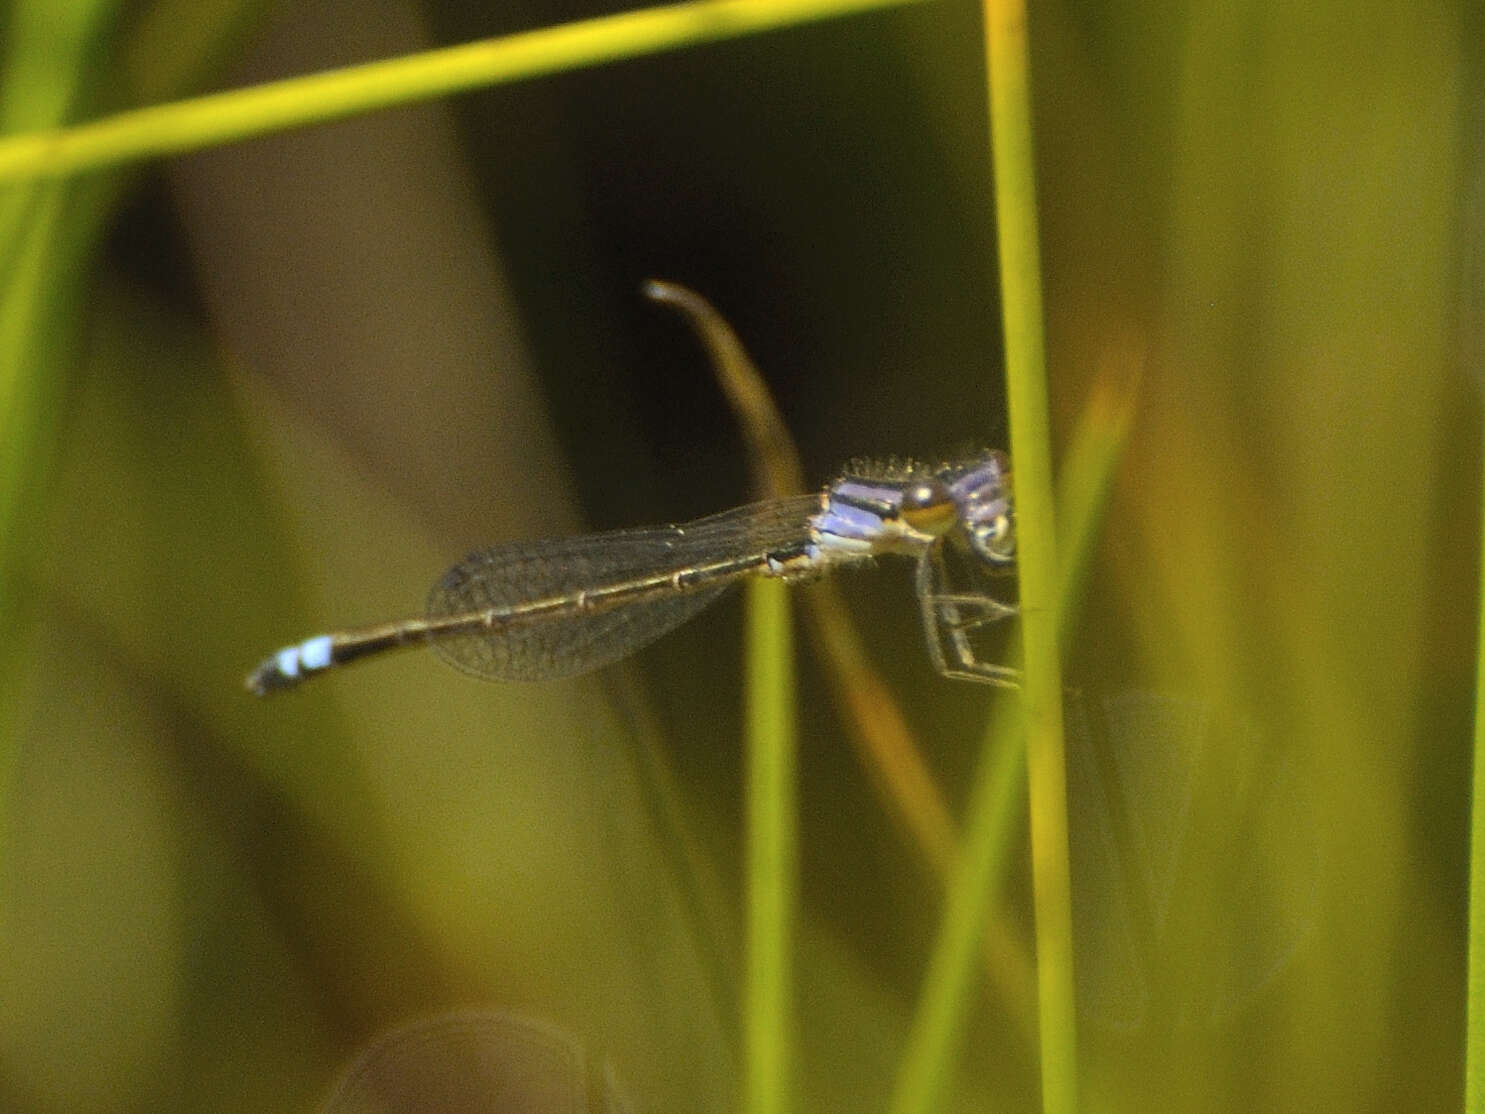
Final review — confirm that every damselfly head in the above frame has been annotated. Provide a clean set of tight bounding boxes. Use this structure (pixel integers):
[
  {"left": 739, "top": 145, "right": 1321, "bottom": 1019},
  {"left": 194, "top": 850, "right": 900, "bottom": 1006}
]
[{"left": 898, "top": 478, "right": 958, "bottom": 537}]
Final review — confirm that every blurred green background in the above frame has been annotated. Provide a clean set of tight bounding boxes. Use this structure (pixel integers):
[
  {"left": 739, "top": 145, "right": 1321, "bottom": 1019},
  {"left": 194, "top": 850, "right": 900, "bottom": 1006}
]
[{"left": 0, "top": 0, "right": 1478, "bottom": 1110}]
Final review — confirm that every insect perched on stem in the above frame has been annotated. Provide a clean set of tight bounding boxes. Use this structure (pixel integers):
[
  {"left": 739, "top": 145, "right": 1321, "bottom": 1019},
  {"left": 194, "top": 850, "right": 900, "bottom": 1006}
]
[{"left": 247, "top": 450, "right": 1017, "bottom": 695}]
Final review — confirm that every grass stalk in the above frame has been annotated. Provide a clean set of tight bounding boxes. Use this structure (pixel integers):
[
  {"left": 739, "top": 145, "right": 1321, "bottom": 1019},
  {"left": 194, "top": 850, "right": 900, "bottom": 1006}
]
[
  {"left": 1466, "top": 434, "right": 1485, "bottom": 1112},
  {"left": 744, "top": 577, "right": 797, "bottom": 1114},
  {"left": 0, "top": 0, "right": 925, "bottom": 184},
  {"left": 884, "top": 374, "right": 1132, "bottom": 1114},
  {"left": 983, "top": 0, "right": 1077, "bottom": 1107},
  {"left": 888, "top": 0, "right": 1091, "bottom": 1108}
]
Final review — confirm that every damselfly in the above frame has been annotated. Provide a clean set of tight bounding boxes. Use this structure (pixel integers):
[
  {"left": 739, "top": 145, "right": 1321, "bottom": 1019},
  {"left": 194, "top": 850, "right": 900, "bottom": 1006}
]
[{"left": 246, "top": 450, "right": 1018, "bottom": 695}]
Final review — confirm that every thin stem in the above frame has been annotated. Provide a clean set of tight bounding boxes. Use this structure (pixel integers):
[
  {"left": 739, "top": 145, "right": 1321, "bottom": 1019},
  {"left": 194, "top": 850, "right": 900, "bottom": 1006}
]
[
  {"left": 744, "top": 578, "right": 797, "bottom": 1114},
  {"left": 1465, "top": 429, "right": 1485, "bottom": 1112},
  {"left": 0, "top": 0, "right": 926, "bottom": 184}
]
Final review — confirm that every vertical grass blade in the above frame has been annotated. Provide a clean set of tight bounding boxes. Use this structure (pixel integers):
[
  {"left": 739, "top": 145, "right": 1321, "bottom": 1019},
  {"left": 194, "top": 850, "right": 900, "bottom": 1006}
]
[
  {"left": 646, "top": 280, "right": 803, "bottom": 1096},
  {"left": 0, "top": 0, "right": 127, "bottom": 909},
  {"left": 744, "top": 577, "right": 797, "bottom": 1114},
  {"left": 884, "top": 375, "right": 1133, "bottom": 1114},
  {"left": 886, "top": 691, "right": 1029, "bottom": 1114},
  {"left": 1467, "top": 434, "right": 1485, "bottom": 1112},
  {"left": 982, "top": 0, "right": 1078, "bottom": 1109}
]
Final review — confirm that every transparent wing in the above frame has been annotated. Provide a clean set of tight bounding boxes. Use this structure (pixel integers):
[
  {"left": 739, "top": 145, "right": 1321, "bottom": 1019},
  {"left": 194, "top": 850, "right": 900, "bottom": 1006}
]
[
  {"left": 426, "top": 495, "right": 821, "bottom": 681},
  {"left": 1065, "top": 690, "right": 1318, "bottom": 1033}
]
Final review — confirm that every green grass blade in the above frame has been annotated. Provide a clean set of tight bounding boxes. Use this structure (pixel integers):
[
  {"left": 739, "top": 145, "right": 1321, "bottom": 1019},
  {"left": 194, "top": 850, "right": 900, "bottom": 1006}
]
[
  {"left": 645, "top": 280, "right": 809, "bottom": 1083},
  {"left": 744, "top": 577, "right": 797, "bottom": 1114},
  {"left": 0, "top": 0, "right": 926, "bottom": 184},
  {"left": 886, "top": 690, "right": 1028, "bottom": 1114},
  {"left": 1468, "top": 431, "right": 1485, "bottom": 1112},
  {"left": 885, "top": 378, "right": 1133, "bottom": 1114},
  {"left": 887, "top": 5, "right": 1134, "bottom": 1103},
  {"left": 0, "top": 0, "right": 127, "bottom": 920},
  {"left": 983, "top": 0, "right": 1077, "bottom": 1107}
]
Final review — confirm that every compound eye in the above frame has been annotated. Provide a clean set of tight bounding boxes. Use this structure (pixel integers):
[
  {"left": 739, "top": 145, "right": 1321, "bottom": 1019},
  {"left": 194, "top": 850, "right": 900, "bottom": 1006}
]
[
  {"left": 899, "top": 479, "right": 957, "bottom": 536},
  {"left": 972, "top": 512, "right": 1017, "bottom": 567}
]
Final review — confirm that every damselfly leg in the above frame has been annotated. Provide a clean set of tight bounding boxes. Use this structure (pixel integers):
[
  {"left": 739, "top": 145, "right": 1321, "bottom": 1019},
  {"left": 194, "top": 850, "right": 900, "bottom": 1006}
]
[{"left": 915, "top": 540, "right": 1020, "bottom": 687}]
